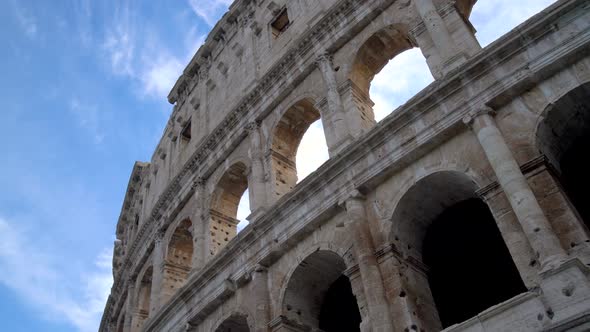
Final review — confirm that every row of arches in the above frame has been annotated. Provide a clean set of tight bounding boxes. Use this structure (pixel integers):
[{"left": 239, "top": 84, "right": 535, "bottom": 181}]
[
  {"left": 205, "top": 81, "right": 590, "bottom": 332},
  {"left": 123, "top": 81, "right": 590, "bottom": 331}
]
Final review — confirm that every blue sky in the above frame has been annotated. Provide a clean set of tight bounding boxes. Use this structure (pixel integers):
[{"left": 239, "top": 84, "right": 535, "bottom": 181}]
[{"left": 0, "top": 0, "right": 554, "bottom": 331}]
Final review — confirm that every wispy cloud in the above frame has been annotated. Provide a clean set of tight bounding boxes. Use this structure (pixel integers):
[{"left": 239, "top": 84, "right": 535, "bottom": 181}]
[
  {"left": 100, "top": 2, "right": 207, "bottom": 100},
  {"left": 0, "top": 217, "right": 112, "bottom": 332},
  {"left": 139, "top": 52, "right": 184, "bottom": 99},
  {"left": 102, "top": 2, "right": 135, "bottom": 77},
  {"left": 188, "top": 0, "right": 232, "bottom": 26},
  {"left": 69, "top": 98, "right": 105, "bottom": 144},
  {"left": 12, "top": 1, "right": 38, "bottom": 39}
]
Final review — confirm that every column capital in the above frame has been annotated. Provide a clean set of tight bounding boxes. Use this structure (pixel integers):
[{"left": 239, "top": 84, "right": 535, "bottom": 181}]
[
  {"left": 254, "top": 263, "right": 268, "bottom": 273},
  {"left": 126, "top": 275, "right": 138, "bottom": 289},
  {"left": 154, "top": 229, "right": 166, "bottom": 243},
  {"left": 245, "top": 120, "right": 261, "bottom": 132},
  {"left": 184, "top": 322, "right": 197, "bottom": 331},
  {"left": 315, "top": 52, "right": 334, "bottom": 69},
  {"left": 192, "top": 177, "right": 206, "bottom": 189},
  {"left": 463, "top": 105, "right": 496, "bottom": 128}
]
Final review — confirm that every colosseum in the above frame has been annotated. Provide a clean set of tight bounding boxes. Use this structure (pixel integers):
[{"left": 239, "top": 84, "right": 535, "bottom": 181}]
[{"left": 99, "top": 0, "right": 590, "bottom": 331}]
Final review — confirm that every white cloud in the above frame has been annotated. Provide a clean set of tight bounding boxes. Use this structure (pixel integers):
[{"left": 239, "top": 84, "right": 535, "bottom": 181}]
[
  {"left": 188, "top": 0, "right": 233, "bottom": 26},
  {"left": 0, "top": 217, "right": 113, "bottom": 332},
  {"left": 100, "top": 2, "right": 207, "bottom": 100},
  {"left": 140, "top": 55, "right": 184, "bottom": 99},
  {"left": 12, "top": 1, "right": 38, "bottom": 39}
]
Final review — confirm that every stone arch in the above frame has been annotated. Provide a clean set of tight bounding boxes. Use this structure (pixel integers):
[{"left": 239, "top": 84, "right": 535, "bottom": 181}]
[
  {"left": 209, "top": 162, "right": 249, "bottom": 256},
  {"left": 535, "top": 82, "right": 590, "bottom": 231},
  {"left": 160, "top": 218, "right": 193, "bottom": 304},
  {"left": 390, "top": 171, "right": 526, "bottom": 328},
  {"left": 213, "top": 312, "right": 251, "bottom": 332},
  {"left": 350, "top": 23, "right": 416, "bottom": 101},
  {"left": 134, "top": 265, "right": 153, "bottom": 330},
  {"left": 345, "top": 23, "right": 432, "bottom": 124},
  {"left": 281, "top": 249, "right": 361, "bottom": 331},
  {"left": 269, "top": 98, "right": 323, "bottom": 199}
]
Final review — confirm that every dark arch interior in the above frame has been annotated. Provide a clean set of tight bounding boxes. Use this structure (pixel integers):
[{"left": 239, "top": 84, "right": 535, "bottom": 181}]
[
  {"left": 560, "top": 133, "right": 590, "bottom": 227},
  {"left": 283, "top": 251, "right": 361, "bottom": 330},
  {"left": 423, "top": 198, "right": 526, "bottom": 328},
  {"left": 319, "top": 275, "right": 361, "bottom": 332},
  {"left": 215, "top": 314, "right": 249, "bottom": 332},
  {"left": 537, "top": 84, "right": 590, "bottom": 231}
]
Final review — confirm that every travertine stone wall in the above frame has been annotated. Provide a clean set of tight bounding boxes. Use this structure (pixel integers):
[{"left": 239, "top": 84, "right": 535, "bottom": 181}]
[{"left": 102, "top": 0, "right": 590, "bottom": 331}]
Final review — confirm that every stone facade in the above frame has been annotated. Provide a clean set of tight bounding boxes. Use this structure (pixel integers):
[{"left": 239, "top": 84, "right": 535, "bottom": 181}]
[{"left": 100, "top": 0, "right": 590, "bottom": 331}]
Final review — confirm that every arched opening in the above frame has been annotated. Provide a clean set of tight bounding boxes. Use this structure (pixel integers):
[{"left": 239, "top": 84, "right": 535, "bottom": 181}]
[
  {"left": 134, "top": 266, "right": 153, "bottom": 330},
  {"left": 210, "top": 162, "right": 249, "bottom": 256},
  {"left": 271, "top": 99, "right": 328, "bottom": 200},
  {"left": 236, "top": 189, "right": 251, "bottom": 232},
  {"left": 423, "top": 198, "right": 527, "bottom": 327},
  {"left": 282, "top": 250, "right": 361, "bottom": 331},
  {"left": 352, "top": 24, "right": 434, "bottom": 122},
  {"left": 161, "top": 219, "right": 193, "bottom": 304},
  {"left": 391, "top": 172, "right": 526, "bottom": 329},
  {"left": 215, "top": 313, "right": 250, "bottom": 332},
  {"left": 537, "top": 83, "right": 590, "bottom": 231}
]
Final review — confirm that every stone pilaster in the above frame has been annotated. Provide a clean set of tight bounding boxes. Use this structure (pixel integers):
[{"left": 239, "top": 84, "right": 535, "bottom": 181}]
[
  {"left": 149, "top": 230, "right": 166, "bottom": 314},
  {"left": 192, "top": 178, "right": 209, "bottom": 270},
  {"left": 316, "top": 53, "right": 354, "bottom": 155},
  {"left": 338, "top": 80, "right": 376, "bottom": 135},
  {"left": 252, "top": 264, "right": 271, "bottom": 332},
  {"left": 124, "top": 279, "right": 137, "bottom": 332},
  {"left": 412, "top": 0, "right": 468, "bottom": 75},
  {"left": 477, "top": 183, "right": 541, "bottom": 287},
  {"left": 464, "top": 107, "right": 566, "bottom": 269},
  {"left": 377, "top": 245, "right": 441, "bottom": 332},
  {"left": 197, "top": 63, "right": 210, "bottom": 136},
  {"left": 524, "top": 157, "right": 590, "bottom": 265},
  {"left": 344, "top": 191, "right": 394, "bottom": 332},
  {"left": 439, "top": 2, "right": 481, "bottom": 57},
  {"left": 246, "top": 122, "right": 269, "bottom": 218}
]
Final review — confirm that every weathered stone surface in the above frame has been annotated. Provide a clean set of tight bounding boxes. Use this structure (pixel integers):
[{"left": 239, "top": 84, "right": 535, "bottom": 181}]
[{"left": 101, "top": 0, "right": 590, "bottom": 331}]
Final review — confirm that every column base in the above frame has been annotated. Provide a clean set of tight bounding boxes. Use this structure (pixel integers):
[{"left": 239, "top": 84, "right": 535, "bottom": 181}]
[{"left": 539, "top": 257, "right": 590, "bottom": 327}]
